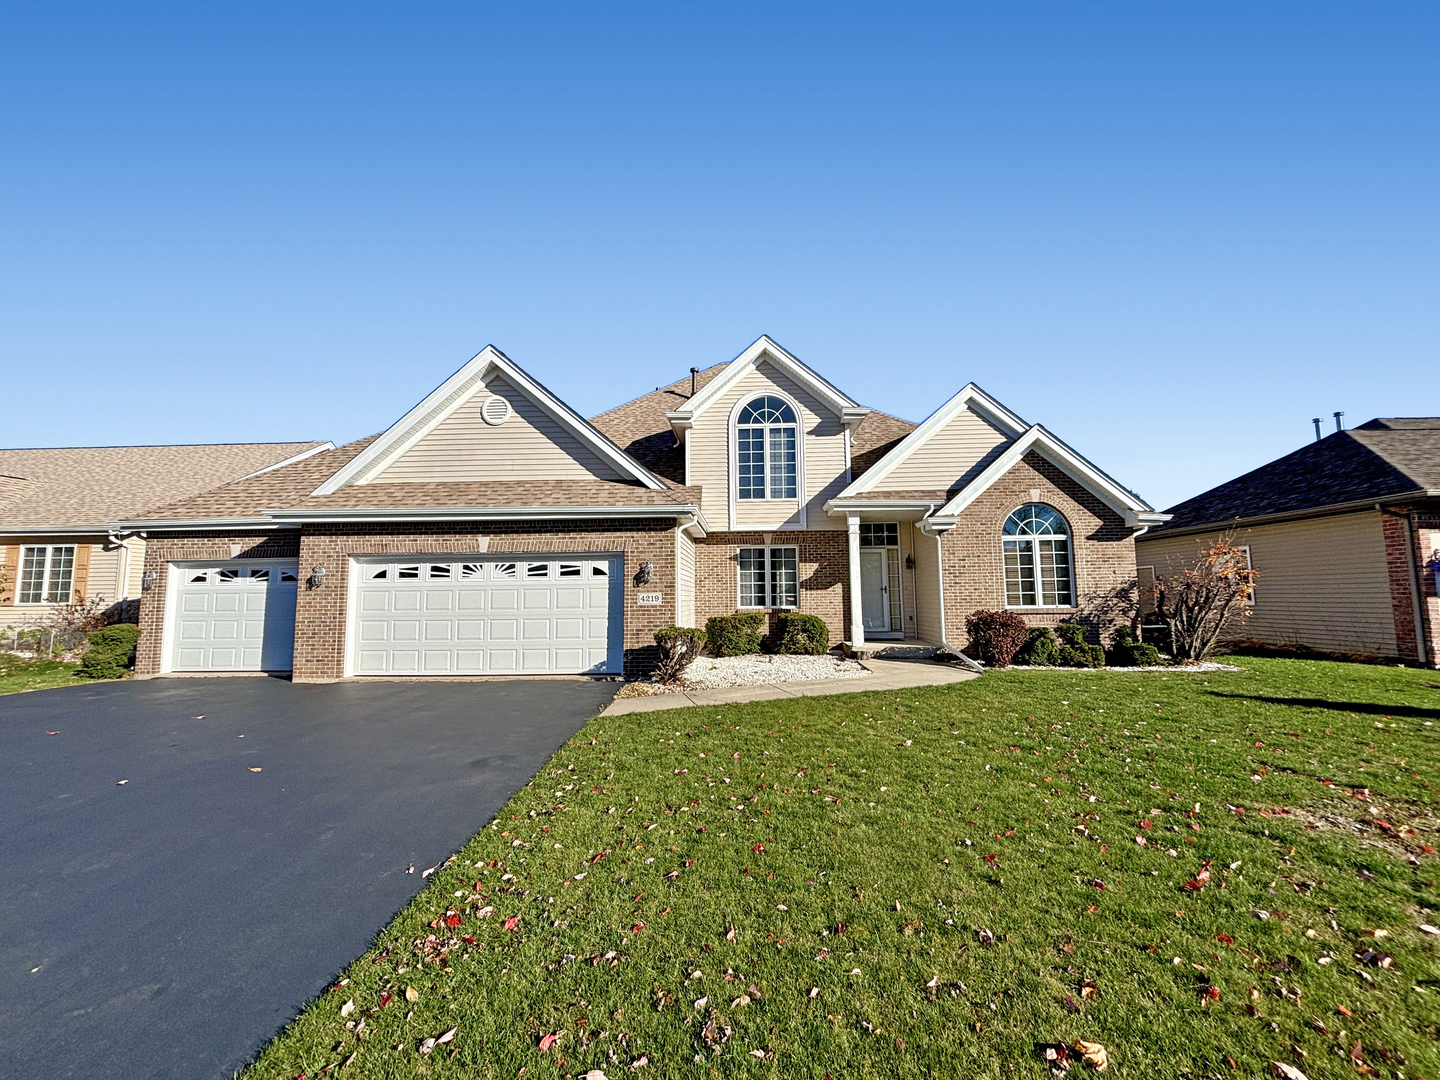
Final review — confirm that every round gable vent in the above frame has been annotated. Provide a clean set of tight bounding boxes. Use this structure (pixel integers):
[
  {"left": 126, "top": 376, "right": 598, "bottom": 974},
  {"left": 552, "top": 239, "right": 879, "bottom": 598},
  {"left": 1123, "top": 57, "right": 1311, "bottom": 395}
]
[{"left": 481, "top": 396, "right": 512, "bottom": 426}]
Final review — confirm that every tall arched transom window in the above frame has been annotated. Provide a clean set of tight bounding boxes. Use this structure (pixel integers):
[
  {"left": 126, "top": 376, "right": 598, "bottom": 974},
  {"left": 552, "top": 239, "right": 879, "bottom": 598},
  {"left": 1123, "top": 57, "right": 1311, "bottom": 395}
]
[
  {"left": 1002, "top": 503, "right": 1073, "bottom": 607},
  {"left": 736, "top": 395, "right": 797, "bottom": 500}
]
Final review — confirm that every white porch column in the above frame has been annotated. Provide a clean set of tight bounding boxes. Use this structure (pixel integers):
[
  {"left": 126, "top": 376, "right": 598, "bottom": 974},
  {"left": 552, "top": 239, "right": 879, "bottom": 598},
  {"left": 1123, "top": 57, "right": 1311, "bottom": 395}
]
[{"left": 847, "top": 513, "right": 865, "bottom": 646}]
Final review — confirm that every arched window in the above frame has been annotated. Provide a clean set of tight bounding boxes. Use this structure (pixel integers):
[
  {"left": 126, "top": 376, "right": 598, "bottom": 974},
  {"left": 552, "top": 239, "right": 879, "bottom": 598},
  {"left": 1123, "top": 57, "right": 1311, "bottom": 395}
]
[
  {"left": 736, "top": 395, "right": 797, "bottom": 500},
  {"left": 1002, "top": 503, "right": 1073, "bottom": 607}
]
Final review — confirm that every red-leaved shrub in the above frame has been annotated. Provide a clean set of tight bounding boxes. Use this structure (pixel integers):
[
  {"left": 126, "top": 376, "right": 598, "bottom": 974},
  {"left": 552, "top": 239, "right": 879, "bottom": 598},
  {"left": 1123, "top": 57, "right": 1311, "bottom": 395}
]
[{"left": 964, "top": 609, "right": 1030, "bottom": 668}]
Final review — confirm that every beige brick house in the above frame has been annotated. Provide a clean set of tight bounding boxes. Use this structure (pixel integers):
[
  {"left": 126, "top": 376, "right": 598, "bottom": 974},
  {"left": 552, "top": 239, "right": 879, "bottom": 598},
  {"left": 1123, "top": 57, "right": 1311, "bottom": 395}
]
[
  {"left": 1, "top": 442, "right": 330, "bottom": 631},
  {"left": 1136, "top": 418, "right": 1440, "bottom": 664},
  {"left": 117, "top": 337, "right": 1165, "bottom": 679}
]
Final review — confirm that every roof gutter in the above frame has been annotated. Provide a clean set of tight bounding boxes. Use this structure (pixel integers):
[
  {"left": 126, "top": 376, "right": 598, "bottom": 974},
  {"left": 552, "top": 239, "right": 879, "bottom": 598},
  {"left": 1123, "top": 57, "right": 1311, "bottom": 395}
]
[
  {"left": 109, "top": 517, "right": 300, "bottom": 533},
  {"left": 260, "top": 504, "right": 712, "bottom": 530},
  {"left": 0, "top": 524, "right": 113, "bottom": 535}
]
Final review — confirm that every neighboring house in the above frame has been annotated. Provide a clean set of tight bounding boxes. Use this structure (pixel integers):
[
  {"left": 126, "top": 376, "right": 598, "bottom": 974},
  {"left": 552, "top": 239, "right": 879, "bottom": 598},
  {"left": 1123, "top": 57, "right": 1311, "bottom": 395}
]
[
  {"left": 0, "top": 442, "right": 333, "bottom": 630},
  {"left": 1135, "top": 418, "right": 1440, "bottom": 664},
  {"left": 117, "top": 337, "right": 1164, "bottom": 680}
]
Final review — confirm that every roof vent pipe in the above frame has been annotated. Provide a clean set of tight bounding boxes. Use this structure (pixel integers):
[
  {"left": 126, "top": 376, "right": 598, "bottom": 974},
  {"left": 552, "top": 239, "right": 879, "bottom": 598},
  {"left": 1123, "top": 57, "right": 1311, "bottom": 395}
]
[
  {"left": 689, "top": 367, "right": 699, "bottom": 397},
  {"left": 1312, "top": 418, "right": 1322, "bottom": 442},
  {"left": 1334, "top": 411, "right": 1345, "bottom": 432}
]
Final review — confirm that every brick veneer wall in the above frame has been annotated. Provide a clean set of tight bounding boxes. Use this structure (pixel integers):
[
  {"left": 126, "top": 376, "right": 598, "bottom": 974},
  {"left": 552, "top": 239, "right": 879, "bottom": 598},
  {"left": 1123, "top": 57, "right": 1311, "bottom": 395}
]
[
  {"left": 135, "top": 520, "right": 678, "bottom": 679},
  {"left": 1385, "top": 504, "right": 1440, "bottom": 666},
  {"left": 941, "top": 452, "right": 1137, "bottom": 648},
  {"left": 694, "top": 531, "right": 848, "bottom": 646},
  {"left": 134, "top": 530, "right": 301, "bottom": 675}
]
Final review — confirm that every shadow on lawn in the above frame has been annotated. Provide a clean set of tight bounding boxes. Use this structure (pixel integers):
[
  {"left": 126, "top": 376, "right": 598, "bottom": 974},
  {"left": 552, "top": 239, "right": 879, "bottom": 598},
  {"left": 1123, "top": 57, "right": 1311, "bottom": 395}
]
[{"left": 1206, "top": 692, "right": 1440, "bottom": 720}]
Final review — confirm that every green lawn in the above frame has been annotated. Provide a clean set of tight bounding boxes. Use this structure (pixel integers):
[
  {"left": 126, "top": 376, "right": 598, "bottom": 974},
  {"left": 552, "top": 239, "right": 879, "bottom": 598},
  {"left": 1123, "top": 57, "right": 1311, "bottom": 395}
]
[
  {"left": 242, "top": 657, "right": 1440, "bottom": 1079},
  {"left": 0, "top": 652, "right": 87, "bottom": 694}
]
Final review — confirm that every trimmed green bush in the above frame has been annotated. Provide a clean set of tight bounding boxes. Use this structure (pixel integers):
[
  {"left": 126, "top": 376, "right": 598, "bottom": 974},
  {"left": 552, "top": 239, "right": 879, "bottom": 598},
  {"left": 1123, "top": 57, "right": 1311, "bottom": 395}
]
[
  {"left": 1057, "top": 643, "right": 1106, "bottom": 669},
  {"left": 652, "top": 626, "right": 707, "bottom": 683},
  {"left": 964, "top": 609, "right": 1030, "bottom": 668},
  {"left": 772, "top": 612, "right": 830, "bottom": 655},
  {"left": 1120, "top": 642, "right": 1162, "bottom": 667},
  {"left": 1014, "top": 626, "right": 1059, "bottom": 666},
  {"left": 78, "top": 623, "right": 140, "bottom": 680},
  {"left": 705, "top": 612, "right": 765, "bottom": 657},
  {"left": 1054, "top": 623, "right": 1090, "bottom": 647}
]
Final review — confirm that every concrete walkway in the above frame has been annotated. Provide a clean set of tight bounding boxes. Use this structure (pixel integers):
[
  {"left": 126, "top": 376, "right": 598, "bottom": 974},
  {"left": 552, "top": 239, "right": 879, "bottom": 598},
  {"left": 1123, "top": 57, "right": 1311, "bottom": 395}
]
[{"left": 601, "top": 657, "right": 979, "bottom": 715}]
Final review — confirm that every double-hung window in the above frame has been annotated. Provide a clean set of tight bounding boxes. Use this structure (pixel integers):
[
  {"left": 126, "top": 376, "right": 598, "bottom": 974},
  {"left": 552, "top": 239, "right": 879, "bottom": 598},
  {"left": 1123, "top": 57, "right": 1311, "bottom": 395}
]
[
  {"left": 1002, "top": 504, "right": 1073, "bottom": 608},
  {"left": 736, "top": 396, "right": 797, "bottom": 500},
  {"left": 18, "top": 545, "right": 76, "bottom": 605},
  {"left": 737, "top": 546, "right": 798, "bottom": 608}
]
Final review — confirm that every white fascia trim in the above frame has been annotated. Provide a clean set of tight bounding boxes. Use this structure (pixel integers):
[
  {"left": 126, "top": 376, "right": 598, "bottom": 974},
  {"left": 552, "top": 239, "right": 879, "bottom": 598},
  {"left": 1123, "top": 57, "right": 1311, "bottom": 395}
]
[
  {"left": 667, "top": 335, "right": 860, "bottom": 437},
  {"left": 233, "top": 442, "right": 336, "bottom": 481},
  {"left": 838, "top": 383, "right": 1027, "bottom": 497},
  {"left": 824, "top": 499, "right": 945, "bottom": 514},
  {"left": 108, "top": 517, "right": 298, "bottom": 532},
  {"left": 262, "top": 505, "right": 711, "bottom": 529},
  {"left": 931, "top": 425, "right": 1155, "bottom": 526},
  {"left": 312, "top": 347, "right": 666, "bottom": 495},
  {"left": 0, "top": 525, "right": 109, "bottom": 535}
]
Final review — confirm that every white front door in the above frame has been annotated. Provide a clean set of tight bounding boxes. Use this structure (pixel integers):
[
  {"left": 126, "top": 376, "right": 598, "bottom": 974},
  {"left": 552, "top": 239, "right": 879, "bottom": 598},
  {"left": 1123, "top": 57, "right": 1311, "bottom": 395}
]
[
  {"left": 350, "top": 555, "right": 623, "bottom": 675},
  {"left": 171, "top": 560, "right": 299, "bottom": 672},
  {"left": 860, "top": 548, "right": 890, "bottom": 633}
]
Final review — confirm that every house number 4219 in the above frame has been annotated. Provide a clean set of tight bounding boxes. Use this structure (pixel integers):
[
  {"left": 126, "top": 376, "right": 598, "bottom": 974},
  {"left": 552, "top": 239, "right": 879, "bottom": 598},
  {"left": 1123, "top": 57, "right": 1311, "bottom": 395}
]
[{"left": 636, "top": 592, "right": 663, "bottom": 606}]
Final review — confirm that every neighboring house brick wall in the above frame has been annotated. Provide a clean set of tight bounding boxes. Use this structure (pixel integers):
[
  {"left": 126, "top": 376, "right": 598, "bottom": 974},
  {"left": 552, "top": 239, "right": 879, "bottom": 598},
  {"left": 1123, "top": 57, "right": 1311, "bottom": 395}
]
[
  {"left": 134, "top": 531, "right": 301, "bottom": 674},
  {"left": 941, "top": 452, "right": 1136, "bottom": 647},
  {"left": 694, "top": 531, "right": 848, "bottom": 645},
  {"left": 290, "top": 520, "right": 677, "bottom": 681}
]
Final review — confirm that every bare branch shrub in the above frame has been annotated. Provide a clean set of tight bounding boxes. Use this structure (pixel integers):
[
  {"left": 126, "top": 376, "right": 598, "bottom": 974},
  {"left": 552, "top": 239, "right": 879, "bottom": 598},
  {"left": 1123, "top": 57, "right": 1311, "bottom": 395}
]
[{"left": 1154, "top": 535, "right": 1257, "bottom": 661}]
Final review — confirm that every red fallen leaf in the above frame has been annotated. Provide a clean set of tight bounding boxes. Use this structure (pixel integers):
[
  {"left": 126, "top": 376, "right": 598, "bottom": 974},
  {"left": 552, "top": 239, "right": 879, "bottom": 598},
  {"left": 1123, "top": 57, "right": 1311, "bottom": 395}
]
[
  {"left": 631, "top": 923, "right": 646, "bottom": 932},
  {"left": 592, "top": 851, "right": 608, "bottom": 864},
  {"left": 475, "top": 881, "right": 484, "bottom": 892},
  {"left": 378, "top": 992, "right": 393, "bottom": 1008},
  {"left": 1183, "top": 880, "right": 1206, "bottom": 892},
  {"left": 503, "top": 915, "right": 520, "bottom": 931},
  {"left": 1201, "top": 986, "right": 1221, "bottom": 1002},
  {"left": 445, "top": 911, "right": 462, "bottom": 928},
  {"left": 753, "top": 843, "right": 764, "bottom": 854},
  {"left": 1139, "top": 819, "right": 1153, "bottom": 830},
  {"left": 1337, "top": 1005, "right": 1354, "bottom": 1017},
  {"left": 984, "top": 854, "right": 998, "bottom": 863},
  {"left": 1423, "top": 845, "right": 1437, "bottom": 854},
  {"left": 1216, "top": 933, "right": 1234, "bottom": 945},
  {"left": 1135, "top": 836, "right": 1147, "bottom": 846},
  {"left": 1092, "top": 879, "right": 1106, "bottom": 890},
  {"left": 461, "top": 935, "right": 476, "bottom": 944},
  {"left": 539, "top": 1032, "right": 559, "bottom": 1051},
  {"left": 1086, "top": 906, "right": 1098, "bottom": 914}
]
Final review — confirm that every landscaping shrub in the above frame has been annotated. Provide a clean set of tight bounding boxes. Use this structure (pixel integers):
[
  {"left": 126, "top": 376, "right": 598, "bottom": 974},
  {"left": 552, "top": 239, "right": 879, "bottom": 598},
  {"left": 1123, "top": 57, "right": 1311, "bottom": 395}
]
[
  {"left": 1057, "top": 642, "right": 1106, "bottom": 668},
  {"left": 78, "top": 623, "right": 140, "bottom": 680},
  {"left": 705, "top": 612, "right": 765, "bottom": 657},
  {"left": 771, "top": 612, "right": 830, "bottom": 655},
  {"left": 1054, "top": 622, "right": 1091, "bottom": 647},
  {"left": 1122, "top": 642, "right": 1162, "bottom": 666},
  {"left": 964, "top": 609, "right": 1029, "bottom": 668},
  {"left": 1014, "top": 626, "right": 1059, "bottom": 666},
  {"left": 652, "top": 626, "right": 707, "bottom": 683}
]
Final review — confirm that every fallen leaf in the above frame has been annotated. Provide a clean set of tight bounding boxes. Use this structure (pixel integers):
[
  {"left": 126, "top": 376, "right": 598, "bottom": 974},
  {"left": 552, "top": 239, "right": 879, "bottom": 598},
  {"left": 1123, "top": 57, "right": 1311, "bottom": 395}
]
[
  {"left": 404, "top": 986, "right": 419, "bottom": 1003},
  {"left": 1419, "top": 924, "right": 1440, "bottom": 937},
  {"left": 693, "top": 996, "right": 708, "bottom": 1010},
  {"left": 629, "top": 1055, "right": 649, "bottom": 1070},
  {"left": 249, "top": 767, "right": 263, "bottom": 773},
  {"left": 46, "top": 731, "right": 59, "bottom": 735},
  {"left": 581, "top": 1071, "right": 609, "bottom": 1080},
  {"left": 503, "top": 915, "right": 520, "bottom": 931},
  {"left": 436, "top": 1027, "right": 457, "bottom": 1046},
  {"left": 1216, "top": 933, "right": 1234, "bottom": 944},
  {"left": 1073, "top": 1039, "right": 1108, "bottom": 1071},
  {"left": 340, "top": 999, "right": 355, "bottom": 1017},
  {"left": 725, "top": 926, "right": 737, "bottom": 942},
  {"left": 476, "top": 905, "right": 494, "bottom": 919},
  {"left": 1272, "top": 1065, "right": 1309, "bottom": 1080},
  {"left": 116, "top": 779, "right": 129, "bottom": 785},
  {"left": 538, "top": 1032, "right": 559, "bottom": 1051}
]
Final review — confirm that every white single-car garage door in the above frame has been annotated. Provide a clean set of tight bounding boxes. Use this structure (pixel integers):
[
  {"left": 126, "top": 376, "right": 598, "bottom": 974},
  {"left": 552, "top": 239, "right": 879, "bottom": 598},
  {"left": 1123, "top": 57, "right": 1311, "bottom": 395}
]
[
  {"left": 350, "top": 555, "right": 623, "bottom": 676},
  {"left": 170, "top": 560, "right": 299, "bottom": 672}
]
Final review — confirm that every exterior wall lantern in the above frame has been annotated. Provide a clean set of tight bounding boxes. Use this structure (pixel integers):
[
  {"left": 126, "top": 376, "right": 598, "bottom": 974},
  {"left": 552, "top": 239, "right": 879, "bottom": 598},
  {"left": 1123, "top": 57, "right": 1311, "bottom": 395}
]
[
  {"left": 307, "top": 565, "right": 326, "bottom": 590},
  {"left": 140, "top": 570, "right": 157, "bottom": 592},
  {"left": 634, "top": 560, "right": 654, "bottom": 586},
  {"left": 904, "top": 554, "right": 915, "bottom": 570}
]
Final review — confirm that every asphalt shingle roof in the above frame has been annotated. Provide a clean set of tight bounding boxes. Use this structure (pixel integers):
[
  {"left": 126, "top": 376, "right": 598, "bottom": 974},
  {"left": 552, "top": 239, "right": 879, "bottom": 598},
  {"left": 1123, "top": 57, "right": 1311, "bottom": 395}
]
[
  {"left": 0, "top": 442, "right": 328, "bottom": 530},
  {"left": 1151, "top": 418, "right": 1440, "bottom": 533}
]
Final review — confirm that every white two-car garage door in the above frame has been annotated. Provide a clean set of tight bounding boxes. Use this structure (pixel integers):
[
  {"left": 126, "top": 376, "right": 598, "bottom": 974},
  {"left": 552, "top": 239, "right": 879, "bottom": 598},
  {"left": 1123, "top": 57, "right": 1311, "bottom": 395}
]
[
  {"left": 350, "top": 555, "right": 623, "bottom": 676},
  {"left": 169, "top": 560, "right": 299, "bottom": 672}
]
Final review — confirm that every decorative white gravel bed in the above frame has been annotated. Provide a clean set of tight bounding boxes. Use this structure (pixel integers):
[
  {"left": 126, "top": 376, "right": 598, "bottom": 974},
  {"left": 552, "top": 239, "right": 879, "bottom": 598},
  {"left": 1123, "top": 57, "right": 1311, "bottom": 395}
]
[{"left": 616, "top": 653, "right": 871, "bottom": 697}]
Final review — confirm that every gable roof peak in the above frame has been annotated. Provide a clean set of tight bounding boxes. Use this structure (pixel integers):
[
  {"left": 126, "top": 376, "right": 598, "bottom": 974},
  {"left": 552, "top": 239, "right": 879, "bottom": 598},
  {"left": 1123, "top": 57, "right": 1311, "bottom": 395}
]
[{"left": 311, "top": 345, "right": 667, "bottom": 495}]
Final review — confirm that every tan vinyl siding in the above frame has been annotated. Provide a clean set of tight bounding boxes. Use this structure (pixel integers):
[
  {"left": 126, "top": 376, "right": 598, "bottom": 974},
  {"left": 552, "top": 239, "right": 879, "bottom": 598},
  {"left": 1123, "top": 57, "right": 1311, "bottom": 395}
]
[
  {"left": 880, "top": 407, "right": 1010, "bottom": 491},
  {"left": 371, "top": 372, "right": 628, "bottom": 484},
  {"left": 676, "top": 530, "right": 696, "bottom": 628},
  {"left": 687, "top": 357, "right": 849, "bottom": 530},
  {"left": 913, "top": 527, "right": 943, "bottom": 642},
  {"left": 1136, "top": 511, "right": 1399, "bottom": 657}
]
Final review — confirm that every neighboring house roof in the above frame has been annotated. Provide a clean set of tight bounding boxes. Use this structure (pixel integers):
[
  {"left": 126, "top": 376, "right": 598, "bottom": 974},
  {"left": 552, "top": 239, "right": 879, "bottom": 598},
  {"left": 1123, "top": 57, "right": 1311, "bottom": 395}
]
[
  {"left": 313, "top": 346, "right": 668, "bottom": 496},
  {"left": 1148, "top": 418, "right": 1440, "bottom": 535},
  {"left": 0, "top": 442, "right": 331, "bottom": 531},
  {"left": 118, "top": 436, "right": 706, "bottom": 528},
  {"left": 588, "top": 362, "right": 917, "bottom": 485}
]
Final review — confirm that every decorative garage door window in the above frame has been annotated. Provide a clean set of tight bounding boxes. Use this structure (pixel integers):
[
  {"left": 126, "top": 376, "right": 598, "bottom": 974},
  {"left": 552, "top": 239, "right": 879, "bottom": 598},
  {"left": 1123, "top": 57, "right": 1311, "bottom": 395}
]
[
  {"left": 171, "top": 561, "right": 299, "bottom": 672},
  {"left": 352, "top": 556, "right": 622, "bottom": 676}
]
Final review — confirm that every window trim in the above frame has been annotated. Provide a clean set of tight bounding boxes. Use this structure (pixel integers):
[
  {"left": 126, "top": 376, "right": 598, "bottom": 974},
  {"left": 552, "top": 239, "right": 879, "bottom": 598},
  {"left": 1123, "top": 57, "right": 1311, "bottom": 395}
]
[
  {"left": 727, "top": 390, "right": 807, "bottom": 530},
  {"left": 16, "top": 544, "right": 77, "bottom": 606},
  {"left": 1237, "top": 545, "right": 1253, "bottom": 606},
  {"left": 736, "top": 544, "right": 800, "bottom": 610},
  {"left": 1000, "top": 503, "right": 1075, "bottom": 610}
]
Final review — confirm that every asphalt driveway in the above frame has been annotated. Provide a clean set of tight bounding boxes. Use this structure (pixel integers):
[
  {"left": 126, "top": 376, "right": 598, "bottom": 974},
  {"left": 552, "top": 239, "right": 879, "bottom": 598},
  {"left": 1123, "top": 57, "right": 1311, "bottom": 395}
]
[{"left": 0, "top": 676, "right": 615, "bottom": 1079}]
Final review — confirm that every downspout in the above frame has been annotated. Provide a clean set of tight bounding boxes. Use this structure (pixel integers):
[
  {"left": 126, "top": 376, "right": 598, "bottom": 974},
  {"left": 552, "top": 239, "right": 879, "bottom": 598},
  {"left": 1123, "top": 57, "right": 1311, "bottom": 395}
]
[
  {"left": 1379, "top": 504, "right": 1428, "bottom": 666},
  {"left": 918, "top": 516, "right": 983, "bottom": 672}
]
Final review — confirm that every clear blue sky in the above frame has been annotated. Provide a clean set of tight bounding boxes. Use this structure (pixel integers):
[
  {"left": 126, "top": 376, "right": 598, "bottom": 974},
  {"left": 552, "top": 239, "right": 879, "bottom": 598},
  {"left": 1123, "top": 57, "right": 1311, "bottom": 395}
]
[{"left": 2, "top": 4, "right": 1436, "bottom": 510}]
